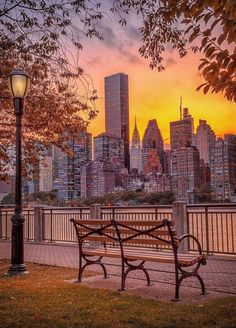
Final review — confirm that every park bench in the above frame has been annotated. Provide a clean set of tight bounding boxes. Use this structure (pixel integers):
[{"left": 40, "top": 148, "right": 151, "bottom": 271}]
[{"left": 71, "top": 217, "right": 207, "bottom": 301}]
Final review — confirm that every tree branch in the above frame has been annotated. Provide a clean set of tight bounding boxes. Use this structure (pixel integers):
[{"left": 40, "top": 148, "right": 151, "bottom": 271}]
[{"left": 0, "top": 0, "right": 24, "bottom": 18}]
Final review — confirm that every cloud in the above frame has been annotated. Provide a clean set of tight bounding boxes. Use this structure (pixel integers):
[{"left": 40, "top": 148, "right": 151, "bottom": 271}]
[
  {"left": 85, "top": 56, "right": 104, "bottom": 67},
  {"left": 119, "top": 48, "right": 140, "bottom": 64},
  {"left": 96, "top": 22, "right": 141, "bottom": 65},
  {"left": 125, "top": 24, "right": 141, "bottom": 41},
  {"left": 97, "top": 24, "right": 117, "bottom": 48}
]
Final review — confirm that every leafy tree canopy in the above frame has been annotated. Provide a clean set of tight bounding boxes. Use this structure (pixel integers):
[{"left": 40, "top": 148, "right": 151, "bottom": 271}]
[
  {"left": 1, "top": 190, "right": 60, "bottom": 206},
  {"left": 24, "top": 191, "right": 59, "bottom": 206},
  {"left": 1, "top": 192, "right": 15, "bottom": 204},
  {"left": 113, "top": 0, "right": 236, "bottom": 102},
  {"left": 78, "top": 190, "right": 174, "bottom": 206},
  {"left": 0, "top": 0, "right": 102, "bottom": 178}
]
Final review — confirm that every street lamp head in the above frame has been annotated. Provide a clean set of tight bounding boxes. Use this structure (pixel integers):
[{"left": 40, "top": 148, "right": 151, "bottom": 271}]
[{"left": 8, "top": 68, "right": 30, "bottom": 99}]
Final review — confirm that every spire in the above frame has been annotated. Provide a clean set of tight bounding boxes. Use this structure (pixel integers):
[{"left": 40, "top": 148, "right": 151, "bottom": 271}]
[
  {"left": 131, "top": 116, "right": 141, "bottom": 148},
  {"left": 134, "top": 115, "right": 137, "bottom": 129},
  {"left": 180, "top": 96, "right": 182, "bottom": 120}
]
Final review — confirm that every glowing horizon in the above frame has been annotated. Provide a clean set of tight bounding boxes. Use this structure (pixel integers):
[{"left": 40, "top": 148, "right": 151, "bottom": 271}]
[{"left": 77, "top": 12, "right": 235, "bottom": 146}]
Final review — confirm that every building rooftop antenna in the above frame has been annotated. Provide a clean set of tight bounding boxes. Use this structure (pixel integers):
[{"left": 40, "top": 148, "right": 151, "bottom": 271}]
[{"left": 180, "top": 96, "right": 182, "bottom": 120}]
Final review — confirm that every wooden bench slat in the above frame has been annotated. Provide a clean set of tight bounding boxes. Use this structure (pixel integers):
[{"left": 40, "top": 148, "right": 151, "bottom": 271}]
[
  {"left": 81, "top": 236, "right": 117, "bottom": 243},
  {"left": 73, "top": 219, "right": 173, "bottom": 227},
  {"left": 82, "top": 235, "right": 170, "bottom": 246},
  {"left": 120, "top": 229, "right": 173, "bottom": 236},
  {"left": 82, "top": 246, "right": 201, "bottom": 259},
  {"left": 73, "top": 219, "right": 111, "bottom": 225},
  {"left": 123, "top": 238, "right": 170, "bottom": 246},
  {"left": 83, "top": 247, "right": 205, "bottom": 265},
  {"left": 78, "top": 226, "right": 172, "bottom": 236},
  {"left": 78, "top": 227, "right": 116, "bottom": 233},
  {"left": 117, "top": 220, "right": 173, "bottom": 226}
]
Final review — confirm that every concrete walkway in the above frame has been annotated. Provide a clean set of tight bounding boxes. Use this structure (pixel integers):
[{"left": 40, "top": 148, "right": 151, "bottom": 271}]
[{"left": 1, "top": 240, "right": 236, "bottom": 303}]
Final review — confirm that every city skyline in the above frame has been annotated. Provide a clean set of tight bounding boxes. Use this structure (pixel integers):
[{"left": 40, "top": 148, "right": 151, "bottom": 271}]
[
  {"left": 0, "top": 1, "right": 235, "bottom": 204},
  {"left": 1, "top": 71, "right": 235, "bottom": 203},
  {"left": 86, "top": 65, "right": 235, "bottom": 146},
  {"left": 90, "top": 71, "right": 234, "bottom": 150},
  {"left": 76, "top": 8, "right": 235, "bottom": 143}
]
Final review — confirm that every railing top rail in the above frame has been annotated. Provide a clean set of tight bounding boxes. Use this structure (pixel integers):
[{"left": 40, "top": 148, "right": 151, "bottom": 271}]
[
  {"left": 42, "top": 206, "right": 90, "bottom": 210},
  {"left": 187, "top": 203, "right": 236, "bottom": 209},
  {"left": 1, "top": 203, "right": 235, "bottom": 211},
  {"left": 0, "top": 207, "right": 34, "bottom": 212},
  {"left": 0, "top": 206, "right": 90, "bottom": 211},
  {"left": 0, "top": 204, "right": 15, "bottom": 208},
  {"left": 100, "top": 205, "right": 172, "bottom": 210}
]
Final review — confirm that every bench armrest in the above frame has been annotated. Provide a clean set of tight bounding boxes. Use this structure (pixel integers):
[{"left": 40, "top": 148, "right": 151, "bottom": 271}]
[{"left": 178, "top": 234, "right": 203, "bottom": 255}]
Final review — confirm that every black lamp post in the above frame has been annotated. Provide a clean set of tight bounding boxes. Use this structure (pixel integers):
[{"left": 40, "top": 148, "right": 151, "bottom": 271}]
[{"left": 7, "top": 68, "right": 30, "bottom": 275}]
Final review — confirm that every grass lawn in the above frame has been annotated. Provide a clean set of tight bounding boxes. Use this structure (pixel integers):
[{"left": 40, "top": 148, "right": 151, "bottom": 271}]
[{"left": 0, "top": 260, "right": 235, "bottom": 328}]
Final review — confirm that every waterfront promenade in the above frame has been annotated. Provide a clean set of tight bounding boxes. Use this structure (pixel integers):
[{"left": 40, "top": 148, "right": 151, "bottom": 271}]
[{"left": 1, "top": 240, "right": 235, "bottom": 303}]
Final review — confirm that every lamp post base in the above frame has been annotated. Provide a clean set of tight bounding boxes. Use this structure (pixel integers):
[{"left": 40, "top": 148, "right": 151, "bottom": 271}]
[{"left": 5, "top": 263, "right": 29, "bottom": 276}]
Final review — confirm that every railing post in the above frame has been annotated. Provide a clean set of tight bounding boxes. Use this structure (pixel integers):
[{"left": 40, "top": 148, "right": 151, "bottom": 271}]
[
  {"left": 50, "top": 209, "right": 53, "bottom": 243},
  {"left": 90, "top": 204, "right": 101, "bottom": 248},
  {"left": 205, "top": 205, "right": 210, "bottom": 254},
  {"left": 155, "top": 207, "right": 158, "bottom": 220},
  {"left": 34, "top": 206, "right": 44, "bottom": 243},
  {"left": 0, "top": 209, "right": 2, "bottom": 239},
  {"left": 172, "top": 201, "right": 188, "bottom": 253},
  {"left": 90, "top": 203, "right": 102, "bottom": 221}
]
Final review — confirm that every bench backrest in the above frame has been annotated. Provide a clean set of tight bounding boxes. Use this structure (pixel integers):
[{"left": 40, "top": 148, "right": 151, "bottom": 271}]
[
  {"left": 71, "top": 219, "right": 118, "bottom": 245},
  {"left": 71, "top": 218, "right": 176, "bottom": 249}
]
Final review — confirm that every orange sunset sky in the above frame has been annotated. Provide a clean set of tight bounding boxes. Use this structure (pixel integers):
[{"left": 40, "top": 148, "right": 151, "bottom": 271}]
[{"left": 77, "top": 5, "right": 236, "bottom": 148}]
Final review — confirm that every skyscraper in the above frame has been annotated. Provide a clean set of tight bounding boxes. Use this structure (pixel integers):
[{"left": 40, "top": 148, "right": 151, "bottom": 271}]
[
  {"left": 172, "top": 147, "right": 201, "bottom": 203},
  {"left": 94, "top": 133, "right": 123, "bottom": 167},
  {"left": 182, "top": 107, "right": 194, "bottom": 133},
  {"left": 81, "top": 161, "right": 115, "bottom": 198},
  {"left": 53, "top": 130, "right": 92, "bottom": 200},
  {"left": 170, "top": 119, "right": 192, "bottom": 151},
  {"left": 196, "top": 119, "right": 216, "bottom": 164},
  {"left": 130, "top": 117, "right": 142, "bottom": 172},
  {"left": 210, "top": 135, "right": 236, "bottom": 201},
  {"left": 105, "top": 73, "right": 130, "bottom": 170},
  {"left": 142, "top": 119, "right": 164, "bottom": 171},
  {"left": 170, "top": 106, "right": 194, "bottom": 151},
  {"left": 144, "top": 173, "right": 172, "bottom": 193},
  {"left": 142, "top": 149, "right": 162, "bottom": 174}
]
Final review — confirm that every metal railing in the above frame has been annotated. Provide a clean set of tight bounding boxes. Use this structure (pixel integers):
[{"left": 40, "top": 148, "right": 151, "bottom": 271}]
[
  {"left": 187, "top": 204, "right": 236, "bottom": 255},
  {"left": 100, "top": 205, "right": 173, "bottom": 249},
  {"left": 42, "top": 207, "right": 90, "bottom": 243},
  {"left": 0, "top": 207, "right": 34, "bottom": 241},
  {"left": 1, "top": 203, "right": 235, "bottom": 255},
  {"left": 101, "top": 205, "right": 172, "bottom": 221}
]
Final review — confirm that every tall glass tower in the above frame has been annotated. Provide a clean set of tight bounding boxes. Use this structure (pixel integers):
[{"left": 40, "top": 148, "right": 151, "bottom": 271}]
[{"left": 105, "top": 73, "right": 130, "bottom": 170}]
